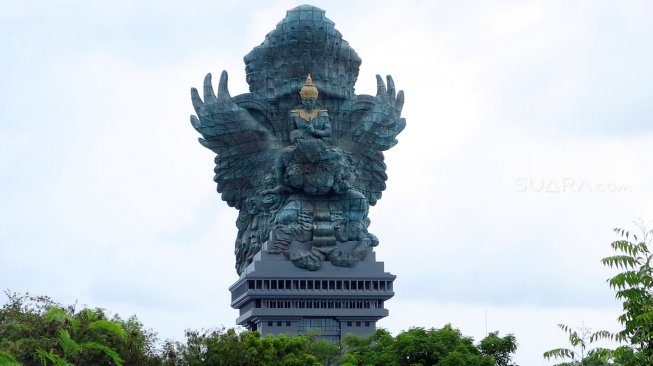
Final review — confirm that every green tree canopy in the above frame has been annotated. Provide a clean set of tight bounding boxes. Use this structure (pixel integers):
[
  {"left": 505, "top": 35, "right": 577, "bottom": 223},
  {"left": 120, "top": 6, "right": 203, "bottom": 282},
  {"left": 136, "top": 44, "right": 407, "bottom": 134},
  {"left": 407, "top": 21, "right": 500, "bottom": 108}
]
[
  {"left": 478, "top": 331, "right": 518, "bottom": 366},
  {"left": 340, "top": 325, "right": 514, "bottom": 366},
  {"left": 545, "top": 222, "right": 653, "bottom": 366},
  {"left": 2, "top": 293, "right": 517, "bottom": 366},
  {"left": 0, "top": 291, "right": 159, "bottom": 366}
]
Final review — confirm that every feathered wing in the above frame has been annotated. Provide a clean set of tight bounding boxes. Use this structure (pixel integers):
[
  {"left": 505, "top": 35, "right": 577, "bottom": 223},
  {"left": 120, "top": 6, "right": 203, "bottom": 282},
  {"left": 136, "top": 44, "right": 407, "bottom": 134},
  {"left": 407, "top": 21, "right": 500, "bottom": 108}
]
[
  {"left": 190, "top": 71, "right": 282, "bottom": 210},
  {"left": 337, "top": 75, "right": 406, "bottom": 206}
]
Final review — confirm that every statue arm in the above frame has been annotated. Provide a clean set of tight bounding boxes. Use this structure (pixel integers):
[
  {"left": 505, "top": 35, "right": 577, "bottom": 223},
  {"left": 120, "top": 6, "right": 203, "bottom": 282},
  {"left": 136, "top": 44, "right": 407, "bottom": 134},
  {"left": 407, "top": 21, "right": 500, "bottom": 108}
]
[
  {"left": 289, "top": 113, "right": 302, "bottom": 143},
  {"left": 289, "top": 112, "right": 299, "bottom": 129},
  {"left": 311, "top": 112, "right": 331, "bottom": 137}
]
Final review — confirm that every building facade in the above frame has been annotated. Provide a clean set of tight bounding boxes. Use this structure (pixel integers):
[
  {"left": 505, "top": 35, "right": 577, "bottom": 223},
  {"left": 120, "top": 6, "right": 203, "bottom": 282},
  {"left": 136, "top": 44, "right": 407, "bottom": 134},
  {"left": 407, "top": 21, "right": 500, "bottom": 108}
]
[{"left": 230, "top": 244, "right": 395, "bottom": 341}]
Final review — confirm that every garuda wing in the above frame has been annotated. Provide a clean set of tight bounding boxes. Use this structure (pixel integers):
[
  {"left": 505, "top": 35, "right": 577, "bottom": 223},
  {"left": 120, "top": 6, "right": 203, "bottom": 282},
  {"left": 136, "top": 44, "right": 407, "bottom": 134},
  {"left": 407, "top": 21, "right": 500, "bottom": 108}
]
[
  {"left": 190, "top": 71, "right": 281, "bottom": 210},
  {"left": 340, "top": 75, "right": 406, "bottom": 206}
]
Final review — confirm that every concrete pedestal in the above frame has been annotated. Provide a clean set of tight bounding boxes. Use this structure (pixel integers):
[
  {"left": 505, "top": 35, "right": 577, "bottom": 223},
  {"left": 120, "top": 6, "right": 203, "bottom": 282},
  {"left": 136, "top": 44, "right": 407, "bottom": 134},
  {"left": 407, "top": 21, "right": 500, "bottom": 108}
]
[{"left": 229, "top": 242, "right": 395, "bottom": 341}]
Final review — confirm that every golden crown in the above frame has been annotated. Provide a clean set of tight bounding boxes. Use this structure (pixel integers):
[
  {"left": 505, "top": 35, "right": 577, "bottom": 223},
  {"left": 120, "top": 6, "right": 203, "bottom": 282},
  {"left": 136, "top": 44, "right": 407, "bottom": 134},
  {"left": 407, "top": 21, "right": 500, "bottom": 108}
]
[{"left": 299, "top": 74, "right": 319, "bottom": 99}]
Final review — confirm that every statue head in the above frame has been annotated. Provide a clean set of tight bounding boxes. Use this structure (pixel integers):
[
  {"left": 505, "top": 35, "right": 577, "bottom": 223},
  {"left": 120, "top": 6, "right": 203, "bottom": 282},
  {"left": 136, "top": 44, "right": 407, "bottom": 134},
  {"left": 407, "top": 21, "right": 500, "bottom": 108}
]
[
  {"left": 243, "top": 5, "right": 361, "bottom": 101},
  {"left": 299, "top": 74, "right": 318, "bottom": 110}
]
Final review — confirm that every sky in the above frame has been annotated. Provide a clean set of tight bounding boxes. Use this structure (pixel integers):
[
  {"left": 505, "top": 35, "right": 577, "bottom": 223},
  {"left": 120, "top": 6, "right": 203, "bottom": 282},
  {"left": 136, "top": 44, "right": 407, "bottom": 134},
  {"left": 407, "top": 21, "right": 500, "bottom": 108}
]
[{"left": 1, "top": 0, "right": 652, "bottom": 364}]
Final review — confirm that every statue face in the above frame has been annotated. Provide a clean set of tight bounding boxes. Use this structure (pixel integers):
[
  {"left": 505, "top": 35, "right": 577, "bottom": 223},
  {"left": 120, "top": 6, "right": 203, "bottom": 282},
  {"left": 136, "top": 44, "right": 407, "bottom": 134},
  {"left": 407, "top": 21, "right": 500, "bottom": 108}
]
[{"left": 301, "top": 97, "right": 316, "bottom": 110}]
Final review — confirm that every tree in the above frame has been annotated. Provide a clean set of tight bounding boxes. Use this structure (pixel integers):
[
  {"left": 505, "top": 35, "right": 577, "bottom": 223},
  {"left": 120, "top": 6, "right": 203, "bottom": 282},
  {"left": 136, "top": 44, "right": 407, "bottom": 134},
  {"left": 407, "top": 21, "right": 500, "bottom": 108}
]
[
  {"left": 305, "top": 333, "right": 340, "bottom": 366},
  {"left": 0, "top": 292, "right": 60, "bottom": 365},
  {"left": 478, "top": 331, "right": 518, "bottom": 366},
  {"left": 602, "top": 224, "right": 653, "bottom": 364},
  {"left": 0, "top": 350, "right": 22, "bottom": 366},
  {"left": 36, "top": 307, "right": 126, "bottom": 365},
  {"left": 340, "top": 328, "right": 398, "bottom": 366},
  {"left": 395, "top": 325, "right": 486, "bottom": 366},
  {"left": 543, "top": 324, "right": 614, "bottom": 366},
  {"left": 0, "top": 291, "right": 160, "bottom": 366},
  {"left": 160, "top": 327, "right": 325, "bottom": 366},
  {"left": 340, "top": 326, "right": 511, "bottom": 366},
  {"left": 2, "top": 292, "right": 518, "bottom": 366},
  {"left": 545, "top": 222, "right": 653, "bottom": 365}
]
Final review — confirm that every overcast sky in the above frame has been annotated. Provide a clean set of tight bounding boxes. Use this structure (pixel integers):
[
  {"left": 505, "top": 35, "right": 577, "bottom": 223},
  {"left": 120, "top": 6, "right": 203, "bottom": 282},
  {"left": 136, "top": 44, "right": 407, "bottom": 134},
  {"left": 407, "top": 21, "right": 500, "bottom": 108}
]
[{"left": 1, "top": 1, "right": 652, "bottom": 365}]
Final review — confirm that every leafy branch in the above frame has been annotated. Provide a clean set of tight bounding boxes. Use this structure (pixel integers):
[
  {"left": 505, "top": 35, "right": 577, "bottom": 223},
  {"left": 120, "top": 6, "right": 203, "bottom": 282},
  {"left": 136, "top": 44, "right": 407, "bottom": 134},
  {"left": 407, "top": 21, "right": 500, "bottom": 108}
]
[{"left": 544, "top": 220, "right": 653, "bottom": 365}]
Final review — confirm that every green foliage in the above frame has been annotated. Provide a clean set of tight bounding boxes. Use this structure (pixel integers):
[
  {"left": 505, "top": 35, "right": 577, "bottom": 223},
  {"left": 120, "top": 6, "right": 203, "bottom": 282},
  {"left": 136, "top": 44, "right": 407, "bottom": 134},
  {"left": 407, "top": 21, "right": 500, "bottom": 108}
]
[
  {"left": 340, "top": 328, "right": 398, "bottom": 366},
  {"left": 0, "top": 292, "right": 61, "bottom": 366},
  {"left": 305, "top": 334, "right": 340, "bottom": 366},
  {"left": 395, "top": 325, "right": 488, "bottom": 366},
  {"left": 545, "top": 222, "right": 653, "bottom": 365},
  {"left": 2, "top": 293, "right": 518, "bottom": 366},
  {"left": 543, "top": 324, "right": 614, "bottom": 365},
  {"left": 0, "top": 291, "right": 158, "bottom": 366},
  {"left": 36, "top": 307, "right": 127, "bottom": 366},
  {"left": 154, "top": 325, "right": 517, "bottom": 366},
  {"left": 0, "top": 350, "right": 22, "bottom": 366},
  {"left": 158, "top": 327, "right": 325, "bottom": 366},
  {"left": 340, "top": 326, "right": 513, "bottom": 366},
  {"left": 478, "top": 331, "right": 517, "bottom": 366},
  {"left": 603, "top": 226, "right": 653, "bottom": 357}
]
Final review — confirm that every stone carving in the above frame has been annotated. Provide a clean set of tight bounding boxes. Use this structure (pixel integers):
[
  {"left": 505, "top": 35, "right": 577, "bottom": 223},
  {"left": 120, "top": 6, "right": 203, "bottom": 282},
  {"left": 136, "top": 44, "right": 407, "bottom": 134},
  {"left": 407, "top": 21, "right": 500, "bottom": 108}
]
[{"left": 190, "top": 5, "right": 405, "bottom": 274}]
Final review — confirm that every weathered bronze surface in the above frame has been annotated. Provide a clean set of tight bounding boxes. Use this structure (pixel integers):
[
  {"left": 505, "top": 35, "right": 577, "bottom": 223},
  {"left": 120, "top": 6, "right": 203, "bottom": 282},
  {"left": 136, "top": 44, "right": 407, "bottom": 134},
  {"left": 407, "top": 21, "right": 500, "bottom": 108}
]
[{"left": 190, "top": 5, "right": 405, "bottom": 274}]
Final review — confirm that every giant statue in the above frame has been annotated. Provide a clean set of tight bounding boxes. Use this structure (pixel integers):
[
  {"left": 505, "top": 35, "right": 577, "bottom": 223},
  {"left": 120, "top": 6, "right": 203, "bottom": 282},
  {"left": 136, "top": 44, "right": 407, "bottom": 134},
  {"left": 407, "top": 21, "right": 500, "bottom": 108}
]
[{"left": 190, "top": 5, "right": 405, "bottom": 275}]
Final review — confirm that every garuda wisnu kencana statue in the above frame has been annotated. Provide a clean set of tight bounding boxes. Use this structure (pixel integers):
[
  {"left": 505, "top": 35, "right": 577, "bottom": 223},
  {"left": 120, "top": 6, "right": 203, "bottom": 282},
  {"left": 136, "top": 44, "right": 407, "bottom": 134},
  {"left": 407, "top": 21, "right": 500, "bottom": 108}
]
[{"left": 190, "top": 5, "right": 405, "bottom": 275}]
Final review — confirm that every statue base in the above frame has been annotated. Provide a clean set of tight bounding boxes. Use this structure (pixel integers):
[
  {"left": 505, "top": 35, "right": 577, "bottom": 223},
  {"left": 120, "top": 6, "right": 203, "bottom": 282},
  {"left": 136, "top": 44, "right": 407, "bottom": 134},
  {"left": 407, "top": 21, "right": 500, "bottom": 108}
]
[{"left": 229, "top": 241, "right": 395, "bottom": 342}]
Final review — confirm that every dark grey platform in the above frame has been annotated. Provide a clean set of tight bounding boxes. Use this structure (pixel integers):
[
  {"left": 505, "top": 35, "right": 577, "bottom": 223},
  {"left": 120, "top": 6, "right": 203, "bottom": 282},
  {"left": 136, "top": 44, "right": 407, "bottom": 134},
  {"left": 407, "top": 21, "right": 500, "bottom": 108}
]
[{"left": 230, "top": 242, "right": 395, "bottom": 342}]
